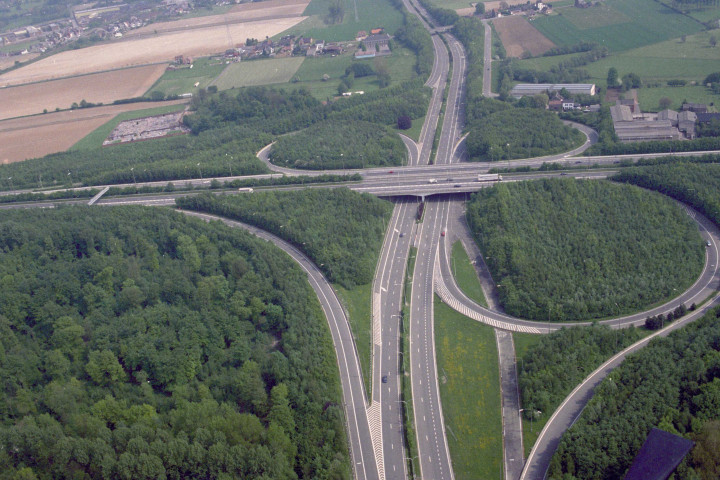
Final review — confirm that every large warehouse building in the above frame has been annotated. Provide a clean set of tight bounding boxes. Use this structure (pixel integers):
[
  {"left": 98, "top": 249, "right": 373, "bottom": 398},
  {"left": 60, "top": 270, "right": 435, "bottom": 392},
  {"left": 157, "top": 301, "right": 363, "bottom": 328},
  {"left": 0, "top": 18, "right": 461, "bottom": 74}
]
[{"left": 509, "top": 83, "right": 596, "bottom": 98}]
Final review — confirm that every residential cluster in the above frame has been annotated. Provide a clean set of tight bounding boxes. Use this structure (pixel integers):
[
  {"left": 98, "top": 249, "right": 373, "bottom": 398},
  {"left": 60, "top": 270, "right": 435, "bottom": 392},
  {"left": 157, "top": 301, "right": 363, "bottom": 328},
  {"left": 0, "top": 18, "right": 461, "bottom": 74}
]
[
  {"left": 610, "top": 101, "right": 720, "bottom": 142},
  {"left": 481, "top": 1, "right": 552, "bottom": 19}
]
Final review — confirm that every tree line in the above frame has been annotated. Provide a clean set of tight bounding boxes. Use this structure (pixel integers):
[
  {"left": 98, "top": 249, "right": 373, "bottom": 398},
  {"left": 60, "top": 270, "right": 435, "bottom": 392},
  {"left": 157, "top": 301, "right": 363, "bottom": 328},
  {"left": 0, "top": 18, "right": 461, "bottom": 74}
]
[
  {"left": 0, "top": 207, "right": 351, "bottom": 479},
  {"left": 176, "top": 188, "right": 393, "bottom": 289},
  {"left": 550, "top": 308, "right": 720, "bottom": 480},
  {"left": 613, "top": 162, "right": 720, "bottom": 228},
  {"left": 466, "top": 179, "right": 704, "bottom": 321},
  {"left": 269, "top": 120, "right": 406, "bottom": 170}
]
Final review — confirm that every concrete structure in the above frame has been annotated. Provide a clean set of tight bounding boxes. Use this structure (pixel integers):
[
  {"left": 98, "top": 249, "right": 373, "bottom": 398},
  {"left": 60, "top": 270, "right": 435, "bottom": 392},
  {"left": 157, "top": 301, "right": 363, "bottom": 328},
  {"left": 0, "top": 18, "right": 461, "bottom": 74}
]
[
  {"left": 658, "top": 109, "right": 679, "bottom": 126},
  {"left": 510, "top": 83, "right": 596, "bottom": 98},
  {"left": 611, "top": 105, "right": 682, "bottom": 141},
  {"left": 678, "top": 110, "right": 697, "bottom": 138}
]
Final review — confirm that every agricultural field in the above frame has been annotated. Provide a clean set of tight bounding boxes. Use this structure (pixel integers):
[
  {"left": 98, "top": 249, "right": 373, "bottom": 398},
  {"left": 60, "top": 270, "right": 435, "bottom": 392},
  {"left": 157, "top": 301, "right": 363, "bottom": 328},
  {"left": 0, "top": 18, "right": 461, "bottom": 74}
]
[
  {"left": 271, "top": 47, "right": 418, "bottom": 99},
  {"left": 0, "top": 17, "right": 304, "bottom": 86},
  {"left": 637, "top": 85, "right": 720, "bottom": 112},
  {"left": 0, "top": 100, "right": 187, "bottom": 164},
  {"left": 210, "top": 57, "right": 305, "bottom": 89},
  {"left": 0, "top": 64, "right": 166, "bottom": 120},
  {"left": 279, "top": 0, "right": 404, "bottom": 42},
  {"left": 492, "top": 16, "right": 555, "bottom": 57},
  {"left": 148, "top": 56, "right": 228, "bottom": 96},
  {"left": 435, "top": 298, "right": 503, "bottom": 479},
  {"left": 483, "top": 0, "right": 529, "bottom": 11},
  {"left": 517, "top": 28, "right": 720, "bottom": 85},
  {"left": 656, "top": 0, "right": 720, "bottom": 23},
  {"left": 427, "top": 0, "right": 475, "bottom": 10},
  {"left": 530, "top": 0, "right": 703, "bottom": 52},
  {"left": 0, "top": 53, "right": 39, "bottom": 72},
  {"left": 126, "top": 0, "right": 309, "bottom": 37}
]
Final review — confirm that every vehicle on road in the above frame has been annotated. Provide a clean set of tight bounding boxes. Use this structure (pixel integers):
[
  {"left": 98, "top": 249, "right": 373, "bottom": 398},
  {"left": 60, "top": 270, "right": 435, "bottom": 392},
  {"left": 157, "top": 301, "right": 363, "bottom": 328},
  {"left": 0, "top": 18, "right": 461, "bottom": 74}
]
[
  {"left": 477, "top": 173, "right": 502, "bottom": 182},
  {"left": 454, "top": 184, "right": 462, "bottom": 187},
  {"left": 560, "top": 173, "right": 568, "bottom": 176},
  {"left": 382, "top": 376, "right": 388, "bottom": 383},
  {"left": 707, "top": 241, "right": 712, "bottom": 247},
  {"left": 428, "top": 178, "right": 438, "bottom": 184},
  {"left": 238, "top": 188, "right": 254, "bottom": 193},
  {"left": 388, "top": 170, "right": 395, "bottom": 174},
  {"left": 400, "top": 232, "right": 405, "bottom": 237},
  {"left": 441, "top": 231, "right": 446, "bottom": 237}
]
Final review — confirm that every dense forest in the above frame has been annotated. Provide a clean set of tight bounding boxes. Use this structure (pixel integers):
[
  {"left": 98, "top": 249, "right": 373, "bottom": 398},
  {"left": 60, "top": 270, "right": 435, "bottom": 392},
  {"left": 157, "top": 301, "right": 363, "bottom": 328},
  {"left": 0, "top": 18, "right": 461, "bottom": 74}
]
[
  {"left": 613, "top": 162, "right": 720, "bottom": 227},
  {"left": 176, "top": 188, "right": 393, "bottom": 288},
  {"left": 466, "top": 179, "right": 704, "bottom": 321},
  {"left": 519, "top": 325, "right": 644, "bottom": 423},
  {"left": 393, "top": 10, "right": 434, "bottom": 78},
  {"left": 184, "top": 82, "right": 431, "bottom": 138},
  {"left": 550, "top": 309, "right": 720, "bottom": 480},
  {"left": 465, "top": 108, "right": 585, "bottom": 161},
  {"left": 268, "top": 120, "right": 406, "bottom": 169},
  {"left": 0, "top": 207, "right": 350, "bottom": 479},
  {"left": 452, "top": 17, "right": 485, "bottom": 124}
]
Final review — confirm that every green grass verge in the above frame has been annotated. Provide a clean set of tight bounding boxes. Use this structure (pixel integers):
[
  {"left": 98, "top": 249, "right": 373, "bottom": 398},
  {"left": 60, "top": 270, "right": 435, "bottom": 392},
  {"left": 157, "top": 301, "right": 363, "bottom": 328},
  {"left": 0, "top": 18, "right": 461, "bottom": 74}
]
[
  {"left": 402, "top": 247, "right": 420, "bottom": 479},
  {"left": 334, "top": 283, "right": 373, "bottom": 398},
  {"left": 530, "top": 0, "right": 702, "bottom": 52},
  {"left": 435, "top": 296, "right": 503, "bottom": 479},
  {"left": 450, "top": 241, "right": 488, "bottom": 308},
  {"left": 211, "top": 57, "right": 305, "bottom": 89},
  {"left": 70, "top": 103, "right": 188, "bottom": 151},
  {"left": 148, "top": 57, "right": 227, "bottom": 97},
  {"left": 428, "top": 0, "right": 474, "bottom": 10},
  {"left": 396, "top": 114, "right": 424, "bottom": 142}
]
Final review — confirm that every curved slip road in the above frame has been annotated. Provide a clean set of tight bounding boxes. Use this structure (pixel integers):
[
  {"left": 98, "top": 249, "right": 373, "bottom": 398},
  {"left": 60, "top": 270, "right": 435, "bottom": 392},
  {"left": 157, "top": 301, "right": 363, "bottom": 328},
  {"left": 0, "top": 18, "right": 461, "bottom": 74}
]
[{"left": 177, "top": 210, "right": 381, "bottom": 480}]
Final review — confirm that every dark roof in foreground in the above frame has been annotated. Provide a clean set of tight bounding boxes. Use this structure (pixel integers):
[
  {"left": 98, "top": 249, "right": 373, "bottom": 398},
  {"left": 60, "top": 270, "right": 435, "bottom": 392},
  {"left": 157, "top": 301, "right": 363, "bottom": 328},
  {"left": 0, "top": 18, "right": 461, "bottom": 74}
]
[{"left": 624, "top": 428, "right": 694, "bottom": 480}]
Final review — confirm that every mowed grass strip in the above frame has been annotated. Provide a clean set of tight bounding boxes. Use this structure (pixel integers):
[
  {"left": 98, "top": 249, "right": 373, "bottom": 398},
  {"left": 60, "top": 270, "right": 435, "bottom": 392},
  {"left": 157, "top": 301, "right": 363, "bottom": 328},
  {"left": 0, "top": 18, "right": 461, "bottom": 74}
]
[
  {"left": 451, "top": 241, "right": 488, "bottom": 308},
  {"left": 335, "top": 283, "right": 373, "bottom": 398},
  {"left": 638, "top": 85, "right": 720, "bottom": 112},
  {"left": 211, "top": 57, "right": 305, "bottom": 89},
  {"left": 435, "top": 297, "right": 502, "bottom": 479},
  {"left": 531, "top": 0, "right": 702, "bottom": 51},
  {"left": 557, "top": 3, "right": 631, "bottom": 29}
]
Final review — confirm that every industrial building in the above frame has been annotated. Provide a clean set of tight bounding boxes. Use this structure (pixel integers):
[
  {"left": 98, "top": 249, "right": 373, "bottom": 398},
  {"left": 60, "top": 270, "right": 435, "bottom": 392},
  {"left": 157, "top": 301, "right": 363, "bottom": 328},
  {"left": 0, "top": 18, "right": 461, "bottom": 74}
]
[{"left": 509, "top": 83, "right": 596, "bottom": 98}]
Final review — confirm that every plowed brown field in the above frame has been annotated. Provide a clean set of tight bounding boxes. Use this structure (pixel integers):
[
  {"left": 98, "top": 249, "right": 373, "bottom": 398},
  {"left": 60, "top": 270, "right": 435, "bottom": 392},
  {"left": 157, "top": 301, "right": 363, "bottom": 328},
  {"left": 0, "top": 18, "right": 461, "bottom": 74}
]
[
  {"left": 0, "top": 64, "right": 166, "bottom": 121},
  {"left": 0, "top": 100, "right": 187, "bottom": 164},
  {"left": 492, "top": 15, "right": 555, "bottom": 57}
]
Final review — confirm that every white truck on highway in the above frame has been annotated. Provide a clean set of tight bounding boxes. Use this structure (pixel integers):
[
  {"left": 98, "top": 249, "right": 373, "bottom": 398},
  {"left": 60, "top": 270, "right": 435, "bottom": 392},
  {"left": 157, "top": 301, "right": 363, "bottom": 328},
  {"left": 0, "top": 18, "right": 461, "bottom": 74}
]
[
  {"left": 477, "top": 173, "right": 502, "bottom": 182},
  {"left": 428, "top": 178, "right": 438, "bottom": 184}
]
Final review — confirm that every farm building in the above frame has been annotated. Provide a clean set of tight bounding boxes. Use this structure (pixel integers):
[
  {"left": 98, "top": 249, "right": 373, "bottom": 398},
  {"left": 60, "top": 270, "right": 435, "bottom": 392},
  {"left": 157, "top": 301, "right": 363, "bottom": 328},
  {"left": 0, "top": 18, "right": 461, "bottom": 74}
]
[
  {"left": 363, "top": 33, "right": 390, "bottom": 50},
  {"left": 610, "top": 104, "right": 681, "bottom": 142},
  {"left": 510, "top": 83, "right": 596, "bottom": 98}
]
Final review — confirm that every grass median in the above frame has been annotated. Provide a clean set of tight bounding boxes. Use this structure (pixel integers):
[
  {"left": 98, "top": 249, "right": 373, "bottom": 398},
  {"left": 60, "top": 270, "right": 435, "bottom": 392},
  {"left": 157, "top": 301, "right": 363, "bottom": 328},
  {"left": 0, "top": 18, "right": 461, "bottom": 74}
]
[
  {"left": 450, "top": 240, "right": 488, "bottom": 308},
  {"left": 435, "top": 296, "right": 503, "bottom": 479}
]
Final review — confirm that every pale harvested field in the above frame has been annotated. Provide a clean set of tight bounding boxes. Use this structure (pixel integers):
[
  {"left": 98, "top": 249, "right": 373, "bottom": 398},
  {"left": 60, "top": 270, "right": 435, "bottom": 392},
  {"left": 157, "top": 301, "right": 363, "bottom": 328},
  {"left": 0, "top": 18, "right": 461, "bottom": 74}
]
[
  {"left": 0, "top": 100, "right": 187, "bottom": 163},
  {"left": 492, "top": 15, "right": 555, "bottom": 57},
  {"left": 0, "top": 17, "right": 305, "bottom": 87},
  {"left": 128, "top": 0, "right": 310, "bottom": 37},
  {"left": 0, "top": 53, "right": 40, "bottom": 71},
  {"left": 0, "top": 64, "right": 166, "bottom": 121}
]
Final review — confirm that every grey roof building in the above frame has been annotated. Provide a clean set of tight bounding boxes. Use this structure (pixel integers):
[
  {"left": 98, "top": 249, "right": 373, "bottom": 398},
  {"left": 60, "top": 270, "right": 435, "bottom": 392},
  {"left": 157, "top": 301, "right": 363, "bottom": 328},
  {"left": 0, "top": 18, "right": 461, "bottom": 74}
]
[
  {"left": 509, "top": 83, "right": 596, "bottom": 98},
  {"left": 657, "top": 109, "right": 678, "bottom": 126}
]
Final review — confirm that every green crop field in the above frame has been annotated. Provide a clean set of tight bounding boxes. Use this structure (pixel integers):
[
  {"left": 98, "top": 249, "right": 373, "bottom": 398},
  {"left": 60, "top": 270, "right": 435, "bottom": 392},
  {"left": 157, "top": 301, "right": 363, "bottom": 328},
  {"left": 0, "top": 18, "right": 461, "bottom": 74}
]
[
  {"left": 517, "top": 29, "right": 720, "bottom": 84},
  {"left": 428, "top": 0, "right": 474, "bottom": 10},
  {"left": 70, "top": 103, "right": 188, "bottom": 150},
  {"left": 556, "top": 3, "right": 631, "bottom": 29},
  {"left": 272, "top": 47, "right": 417, "bottom": 99},
  {"left": 530, "top": 0, "right": 702, "bottom": 52},
  {"left": 451, "top": 241, "right": 488, "bottom": 308},
  {"left": 279, "top": 0, "right": 404, "bottom": 41},
  {"left": 147, "top": 57, "right": 227, "bottom": 97},
  {"left": 638, "top": 85, "right": 720, "bottom": 112},
  {"left": 435, "top": 297, "right": 502, "bottom": 479},
  {"left": 210, "top": 57, "right": 305, "bottom": 89}
]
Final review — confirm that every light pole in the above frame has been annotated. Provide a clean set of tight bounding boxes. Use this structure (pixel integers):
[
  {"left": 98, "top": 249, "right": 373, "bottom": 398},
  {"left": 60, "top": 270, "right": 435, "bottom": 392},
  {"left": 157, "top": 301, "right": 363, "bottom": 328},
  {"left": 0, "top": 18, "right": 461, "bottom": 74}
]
[
  {"left": 7, "top": 177, "right": 13, "bottom": 191},
  {"left": 197, "top": 162, "right": 202, "bottom": 179},
  {"left": 130, "top": 167, "right": 136, "bottom": 184}
]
